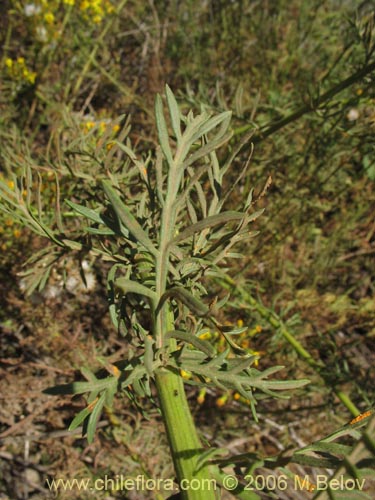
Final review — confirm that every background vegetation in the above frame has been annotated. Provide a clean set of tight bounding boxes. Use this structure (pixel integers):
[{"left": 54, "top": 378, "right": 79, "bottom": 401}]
[{"left": 0, "top": 0, "right": 374, "bottom": 498}]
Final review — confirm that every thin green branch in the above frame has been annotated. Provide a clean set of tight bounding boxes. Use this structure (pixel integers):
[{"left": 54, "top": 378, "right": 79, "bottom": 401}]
[{"left": 234, "top": 60, "right": 375, "bottom": 143}]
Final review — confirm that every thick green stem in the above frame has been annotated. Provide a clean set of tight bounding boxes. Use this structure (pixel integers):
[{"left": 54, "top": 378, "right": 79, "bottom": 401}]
[
  {"left": 155, "top": 368, "right": 217, "bottom": 499},
  {"left": 154, "top": 302, "right": 216, "bottom": 499}
]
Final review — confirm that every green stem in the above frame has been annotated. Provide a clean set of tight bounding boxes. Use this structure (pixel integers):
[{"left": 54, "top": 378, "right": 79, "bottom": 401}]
[
  {"left": 336, "top": 391, "right": 360, "bottom": 417},
  {"left": 155, "top": 368, "right": 216, "bottom": 499},
  {"left": 234, "top": 60, "right": 375, "bottom": 144},
  {"left": 153, "top": 311, "right": 218, "bottom": 499}
]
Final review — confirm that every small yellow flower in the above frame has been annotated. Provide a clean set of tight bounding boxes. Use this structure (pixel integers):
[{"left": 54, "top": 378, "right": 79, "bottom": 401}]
[
  {"left": 216, "top": 394, "right": 228, "bottom": 407},
  {"left": 197, "top": 388, "right": 206, "bottom": 405},
  {"left": 28, "top": 72, "right": 36, "bottom": 84},
  {"left": 13, "top": 229, "right": 22, "bottom": 238},
  {"left": 84, "top": 120, "right": 95, "bottom": 132},
  {"left": 63, "top": 0, "right": 75, "bottom": 4},
  {"left": 356, "top": 88, "right": 363, "bottom": 96},
  {"left": 198, "top": 330, "right": 212, "bottom": 340},
  {"left": 80, "top": 0, "right": 90, "bottom": 10},
  {"left": 17, "top": 57, "right": 25, "bottom": 65},
  {"left": 237, "top": 319, "right": 244, "bottom": 328},
  {"left": 112, "top": 123, "right": 120, "bottom": 134},
  {"left": 106, "top": 141, "right": 115, "bottom": 151},
  {"left": 5, "top": 58, "right": 13, "bottom": 68},
  {"left": 5, "top": 219, "right": 14, "bottom": 227},
  {"left": 93, "top": 14, "right": 102, "bottom": 23},
  {"left": 249, "top": 324, "right": 262, "bottom": 337},
  {"left": 180, "top": 369, "right": 192, "bottom": 380},
  {"left": 44, "top": 12, "right": 55, "bottom": 24},
  {"left": 7, "top": 180, "right": 15, "bottom": 189}
]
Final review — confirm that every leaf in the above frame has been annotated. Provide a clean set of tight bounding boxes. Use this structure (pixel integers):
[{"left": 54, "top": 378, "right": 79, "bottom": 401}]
[
  {"left": 191, "top": 111, "right": 232, "bottom": 144},
  {"left": 165, "top": 330, "right": 215, "bottom": 357},
  {"left": 171, "top": 211, "right": 246, "bottom": 245},
  {"left": 43, "top": 376, "right": 116, "bottom": 395},
  {"left": 297, "top": 441, "right": 352, "bottom": 457},
  {"left": 65, "top": 200, "right": 103, "bottom": 224},
  {"left": 195, "top": 448, "right": 228, "bottom": 471},
  {"left": 69, "top": 405, "right": 93, "bottom": 432},
  {"left": 155, "top": 94, "right": 174, "bottom": 167},
  {"left": 81, "top": 367, "right": 98, "bottom": 383},
  {"left": 182, "top": 131, "right": 233, "bottom": 168},
  {"left": 101, "top": 180, "right": 159, "bottom": 257},
  {"left": 157, "top": 287, "right": 209, "bottom": 317},
  {"left": 220, "top": 325, "right": 248, "bottom": 335},
  {"left": 115, "top": 277, "right": 157, "bottom": 302},
  {"left": 165, "top": 85, "right": 182, "bottom": 143},
  {"left": 87, "top": 392, "right": 106, "bottom": 443}
]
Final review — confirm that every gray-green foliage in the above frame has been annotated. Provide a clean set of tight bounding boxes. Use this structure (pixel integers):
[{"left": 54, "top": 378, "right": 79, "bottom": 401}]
[{"left": 0, "top": 87, "right": 309, "bottom": 443}]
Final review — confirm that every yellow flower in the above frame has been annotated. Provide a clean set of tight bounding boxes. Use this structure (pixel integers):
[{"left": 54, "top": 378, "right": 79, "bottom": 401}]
[
  {"left": 356, "top": 88, "right": 363, "bottom": 96},
  {"left": 80, "top": 0, "right": 90, "bottom": 10},
  {"left": 112, "top": 123, "right": 120, "bottom": 134},
  {"left": 5, "top": 219, "right": 14, "bottom": 227},
  {"left": 44, "top": 12, "right": 55, "bottom": 24},
  {"left": 216, "top": 394, "right": 228, "bottom": 407},
  {"left": 107, "top": 364, "right": 121, "bottom": 378},
  {"left": 7, "top": 180, "right": 15, "bottom": 189},
  {"left": 197, "top": 388, "right": 206, "bottom": 405},
  {"left": 249, "top": 324, "right": 262, "bottom": 337},
  {"left": 27, "top": 72, "right": 37, "bottom": 84},
  {"left": 5, "top": 58, "right": 13, "bottom": 68},
  {"left": 13, "top": 229, "right": 22, "bottom": 238},
  {"left": 63, "top": 0, "right": 75, "bottom": 4},
  {"left": 180, "top": 369, "right": 192, "bottom": 380},
  {"left": 84, "top": 120, "right": 95, "bottom": 132},
  {"left": 17, "top": 57, "right": 25, "bottom": 65},
  {"left": 198, "top": 330, "right": 211, "bottom": 340},
  {"left": 22, "top": 68, "right": 37, "bottom": 84}
]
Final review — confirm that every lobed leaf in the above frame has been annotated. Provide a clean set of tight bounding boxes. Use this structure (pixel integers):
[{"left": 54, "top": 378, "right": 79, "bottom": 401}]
[{"left": 101, "top": 180, "right": 159, "bottom": 257}]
